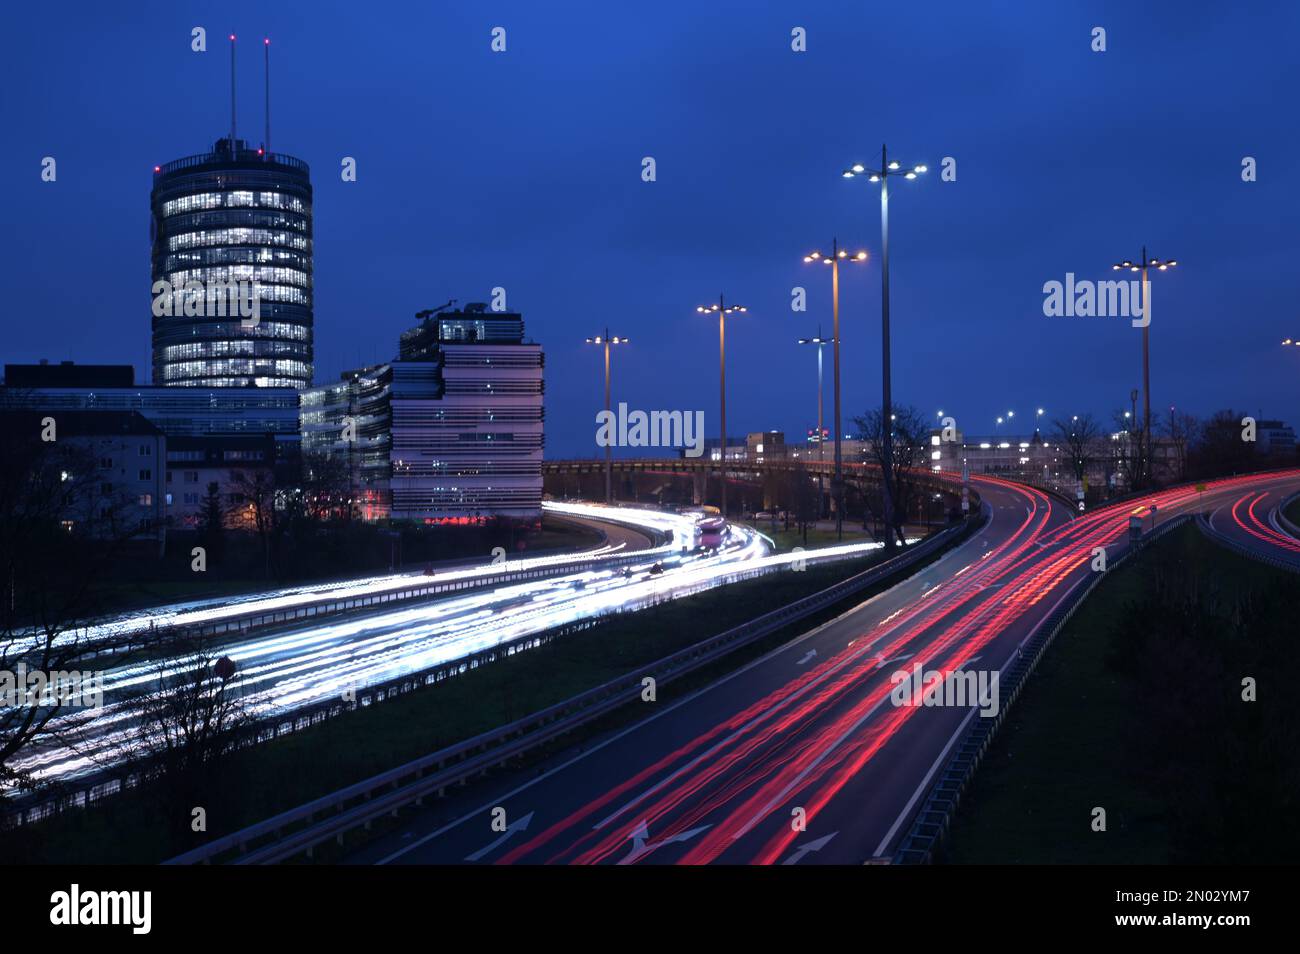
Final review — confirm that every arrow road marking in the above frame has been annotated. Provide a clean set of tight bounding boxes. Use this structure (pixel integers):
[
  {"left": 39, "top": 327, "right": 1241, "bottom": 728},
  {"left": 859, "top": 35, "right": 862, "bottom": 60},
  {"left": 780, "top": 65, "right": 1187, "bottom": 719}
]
[
  {"left": 618, "top": 820, "right": 711, "bottom": 865},
  {"left": 875, "top": 652, "right": 913, "bottom": 669},
  {"left": 464, "top": 810, "right": 534, "bottom": 862},
  {"left": 781, "top": 832, "right": 838, "bottom": 865},
  {"left": 796, "top": 649, "right": 818, "bottom": 666}
]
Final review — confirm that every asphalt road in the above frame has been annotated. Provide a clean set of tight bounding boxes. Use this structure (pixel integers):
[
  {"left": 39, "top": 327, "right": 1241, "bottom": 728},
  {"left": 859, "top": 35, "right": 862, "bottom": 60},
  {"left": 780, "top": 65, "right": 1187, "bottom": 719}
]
[
  {"left": 1205, "top": 474, "right": 1300, "bottom": 569},
  {"left": 352, "top": 470, "right": 1300, "bottom": 865}
]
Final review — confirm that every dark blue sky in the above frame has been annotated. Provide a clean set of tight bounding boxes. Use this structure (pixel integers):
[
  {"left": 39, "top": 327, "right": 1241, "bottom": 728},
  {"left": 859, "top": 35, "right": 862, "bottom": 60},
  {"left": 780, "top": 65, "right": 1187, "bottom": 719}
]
[{"left": 8, "top": 1, "right": 1298, "bottom": 455}]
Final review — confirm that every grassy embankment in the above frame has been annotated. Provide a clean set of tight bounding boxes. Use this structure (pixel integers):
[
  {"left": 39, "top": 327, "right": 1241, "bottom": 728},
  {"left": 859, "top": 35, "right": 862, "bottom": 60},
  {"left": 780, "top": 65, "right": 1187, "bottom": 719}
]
[{"left": 944, "top": 523, "right": 1300, "bottom": 864}]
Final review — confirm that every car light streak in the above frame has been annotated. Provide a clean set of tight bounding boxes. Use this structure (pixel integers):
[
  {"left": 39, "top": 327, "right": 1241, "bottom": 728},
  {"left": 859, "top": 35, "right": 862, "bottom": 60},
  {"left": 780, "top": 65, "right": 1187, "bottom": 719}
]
[{"left": 5, "top": 504, "right": 899, "bottom": 789}]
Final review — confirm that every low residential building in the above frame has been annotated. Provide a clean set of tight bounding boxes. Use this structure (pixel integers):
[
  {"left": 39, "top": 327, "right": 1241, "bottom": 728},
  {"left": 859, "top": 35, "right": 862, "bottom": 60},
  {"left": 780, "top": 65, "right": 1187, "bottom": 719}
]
[
  {"left": 164, "top": 434, "right": 278, "bottom": 530},
  {"left": 0, "top": 409, "right": 166, "bottom": 545}
]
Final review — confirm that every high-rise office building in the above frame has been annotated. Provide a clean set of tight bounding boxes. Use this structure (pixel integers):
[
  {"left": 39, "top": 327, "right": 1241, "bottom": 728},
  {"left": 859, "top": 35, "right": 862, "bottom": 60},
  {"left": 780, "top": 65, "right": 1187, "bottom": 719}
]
[
  {"left": 300, "top": 303, "right": 545, "bottom": 522},
  {"left": 150, "top": 137, "right": 313, "bottom": 388}
]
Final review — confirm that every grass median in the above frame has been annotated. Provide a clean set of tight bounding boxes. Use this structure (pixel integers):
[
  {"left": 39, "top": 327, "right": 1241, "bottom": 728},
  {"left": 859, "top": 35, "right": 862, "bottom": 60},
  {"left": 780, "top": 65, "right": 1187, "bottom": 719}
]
[
  {"left": 12, "top": 524, "right": 971, "bottom": 864},
  {"left": 943, "top": 522, "right": 1300, "bottom": 864}
]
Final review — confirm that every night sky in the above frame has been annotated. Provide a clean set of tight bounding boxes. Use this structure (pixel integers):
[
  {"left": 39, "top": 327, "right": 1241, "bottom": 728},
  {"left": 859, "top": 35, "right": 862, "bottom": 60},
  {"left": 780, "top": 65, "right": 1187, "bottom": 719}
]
[{"left": 8, "top": 1, "right": 1298, "bottom": 456}]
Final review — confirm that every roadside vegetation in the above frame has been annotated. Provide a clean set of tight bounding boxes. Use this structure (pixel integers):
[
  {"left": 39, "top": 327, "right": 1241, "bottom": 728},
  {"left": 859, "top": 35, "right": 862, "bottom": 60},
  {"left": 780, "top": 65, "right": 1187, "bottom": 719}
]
[{"left": 943, "top": 523, "right": 1300, "bottom": 864}]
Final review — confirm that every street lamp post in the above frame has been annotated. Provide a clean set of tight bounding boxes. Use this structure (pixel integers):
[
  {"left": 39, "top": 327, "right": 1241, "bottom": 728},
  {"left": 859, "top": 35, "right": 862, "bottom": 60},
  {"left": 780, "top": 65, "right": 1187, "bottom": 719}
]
[
  {"left": 584, "top": 330, "right": 627, "bottom": 503},
  {"left": 803, "top": 241, "right": 868, "bottom": 539},
  {"left": 1111, "top": 249, "right": 1177, "bottom": 486},
  {"left": 696, "top": 296, "right": 747, "bottom": 517},
  {"left": 797, "top": 328, "right": 830, "bottom": 519},
  {"left": 844, "top": 145, "right": 927, "bottom": 548}
]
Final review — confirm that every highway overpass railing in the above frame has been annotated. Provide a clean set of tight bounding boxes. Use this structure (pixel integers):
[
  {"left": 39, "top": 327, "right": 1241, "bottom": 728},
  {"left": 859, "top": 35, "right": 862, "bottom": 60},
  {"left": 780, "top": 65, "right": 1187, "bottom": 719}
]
[{"left": 165, "top": 510, "right": 988, "bottom": 865}]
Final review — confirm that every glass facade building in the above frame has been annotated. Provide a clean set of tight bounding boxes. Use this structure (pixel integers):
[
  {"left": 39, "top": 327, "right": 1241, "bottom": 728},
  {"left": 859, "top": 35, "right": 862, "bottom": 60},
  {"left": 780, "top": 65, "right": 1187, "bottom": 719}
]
[
  {"left": 300, "top": 364, "right": 393, "bottom": 521},
  {"left": 151, "top": 137, "right": 313, "bottom": 389},
  {"left": 302, "top": 304, "right": 545, "bottom": 522}
]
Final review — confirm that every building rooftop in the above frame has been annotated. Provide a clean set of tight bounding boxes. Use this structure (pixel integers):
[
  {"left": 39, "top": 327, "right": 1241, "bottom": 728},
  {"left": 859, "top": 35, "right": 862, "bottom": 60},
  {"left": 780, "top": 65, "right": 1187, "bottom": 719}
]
[
  {"left": 155, "top": 137, "right": 310, "bottom": 177},
  {"left": 5, "top": 361, "right": 135, "bottom": 389},
  {"left": 0, "top": 409, "right": 163, "bottom": 438}
]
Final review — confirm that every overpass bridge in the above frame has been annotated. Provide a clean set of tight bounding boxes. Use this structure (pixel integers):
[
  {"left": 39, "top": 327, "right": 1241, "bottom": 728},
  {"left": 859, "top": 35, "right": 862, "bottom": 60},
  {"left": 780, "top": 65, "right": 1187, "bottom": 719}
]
[{"left": 542, "top": 456, "right": 974, "bottom": 525}]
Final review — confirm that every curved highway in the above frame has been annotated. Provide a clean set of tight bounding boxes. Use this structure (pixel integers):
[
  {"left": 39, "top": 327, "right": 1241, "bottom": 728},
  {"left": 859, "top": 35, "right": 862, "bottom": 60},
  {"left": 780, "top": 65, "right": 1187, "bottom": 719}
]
[
  {"left": 8, "top": 502, "right": 896, "bottom": 789},
  {"left": 356, "top": 469, "right": 1300, "bottom": 865},
  {"left": 1204, "top": 475, "right": 1300, "bottom": 569}
]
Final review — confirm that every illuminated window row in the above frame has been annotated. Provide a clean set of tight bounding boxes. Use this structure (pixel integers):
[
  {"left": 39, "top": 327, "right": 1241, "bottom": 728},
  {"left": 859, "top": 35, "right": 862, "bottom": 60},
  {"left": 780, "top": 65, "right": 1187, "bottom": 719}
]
[
  {"left": 442, "top": 380, "right": 543, "bottom": 394},
  {"left": 169, "top": 229, "right": 309, "bottom": 251},
  {"left": 163, "top": 210, "right": 309, "bottom": 234},
  {"left": 165, "top": 265, "right": 311, "bottom": 289},
  {"left": 442, "top": 353, "right": 543, "bottom": 368},
  {"left": 395, "top": 410, "right": 542, "bottom": 423},
  {"left": 390, "top": 462, "right": 541, "bottom": 476},
  {"left": 162, "top": 359, "right": 311, "bottom": 381},
  {"left": 165, "top": 377, "right": 305, "bottom": 389},
  {"left": 157, "top": 279, "right": 311, "bottom": 307},
  {"left": 161, "top": 191, "right": 307, "bottom": 216},
  {"left": 391, "top": 489, "right": 542, "bottom": 508},
  {"left": 163, "top": 340, "right": 309, "bottom": 361},
  {"left": 393, "top": 440, "right": 543, "bottom": 454},
  {"left": 163, "top": 247, "right": 309, "bottom": 270},
  {"left": 153, "top": 320, "right": 311, "bottom": 341}
]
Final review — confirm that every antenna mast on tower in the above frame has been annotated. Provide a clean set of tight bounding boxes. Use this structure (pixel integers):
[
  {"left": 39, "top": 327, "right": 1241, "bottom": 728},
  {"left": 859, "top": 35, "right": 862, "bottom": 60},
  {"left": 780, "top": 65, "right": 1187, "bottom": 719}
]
[
  {"left": 229, "top": 34, "right": 237, "bottom": 143},
  {"left": 264, "top": 37, "right": 271, "bottom": 154}
]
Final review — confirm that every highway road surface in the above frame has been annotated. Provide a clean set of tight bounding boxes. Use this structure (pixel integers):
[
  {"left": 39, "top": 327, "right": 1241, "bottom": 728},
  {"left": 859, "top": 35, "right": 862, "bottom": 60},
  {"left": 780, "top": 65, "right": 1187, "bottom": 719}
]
[
  {"left": 354, "top": 470, "right": 1300, "bottom": 865},
  {"left": 48, "top": 502, "right": 666, "bottom": 651},
  {"left": 1204, "top": 477, "right": 1300, "bottom": 570},
  {"left": 7, "top": 502, "right": 893, "bottom": 790}
]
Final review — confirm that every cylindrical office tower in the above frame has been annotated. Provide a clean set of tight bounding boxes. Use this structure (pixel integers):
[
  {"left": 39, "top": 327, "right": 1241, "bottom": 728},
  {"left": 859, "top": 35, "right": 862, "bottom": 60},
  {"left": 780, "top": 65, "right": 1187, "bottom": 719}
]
[{"left": 151, "top": 137, "right": 313, "bottom": 388}]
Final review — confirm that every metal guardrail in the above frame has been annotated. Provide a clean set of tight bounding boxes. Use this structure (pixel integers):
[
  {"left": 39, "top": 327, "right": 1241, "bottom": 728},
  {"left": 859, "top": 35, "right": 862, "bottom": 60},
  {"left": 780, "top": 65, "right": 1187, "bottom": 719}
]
[
  {"left": 1275, "top": 491, "right": 1300, "bottom": 541},
  {"left": 166, "top": 512, "right": 987, "bottom": 865},
  {"left": 8, "top": 513, "right": 964, "bottom": 831},
  {"left": 890, "top": 513, "right": 1194, "bottom": 864},
  {"left": 80, "top": 529, "right": 665, "bottom": 659},
  {"left": 1195, "top": 512, "right": 1300, "bottom": 574}
]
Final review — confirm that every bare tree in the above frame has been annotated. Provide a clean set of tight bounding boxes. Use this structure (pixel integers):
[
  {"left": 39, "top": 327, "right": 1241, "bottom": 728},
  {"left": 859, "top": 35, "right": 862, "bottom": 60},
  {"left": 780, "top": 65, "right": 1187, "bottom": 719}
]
[
  {"left": 0, "top": 419, "right": 133, "bottom": 789},
  {"left": 117, "top": 638, "right": 250, "bottom": 844},
  {"left": 1050, "top": 413, "right": 1103, "bottom": 492},
  {"left": 1188, "top": 409, "right": 1258, "bottom": 479},
  {"left": 1162, "top": 408, "right": 1200, "bottom": 483},
  {"left": 229, "top": 469, "right": 278, "bottom": 579},
  {"left": 855, "top": 405, "right": 930, "bottom": 546},
  {"left": 300, "top": 451, "right": 352, "bottom": 523},
  {"left": 785, "top": 463, "right": 821, "bottom": 547}
]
